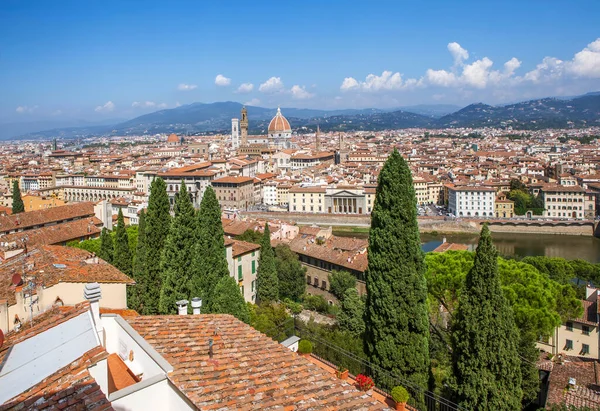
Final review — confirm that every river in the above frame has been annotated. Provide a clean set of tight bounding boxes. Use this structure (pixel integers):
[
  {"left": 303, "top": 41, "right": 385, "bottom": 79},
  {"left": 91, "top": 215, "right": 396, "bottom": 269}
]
[{"left": 333, "top": 231, "right": 600, "bottom": 263}]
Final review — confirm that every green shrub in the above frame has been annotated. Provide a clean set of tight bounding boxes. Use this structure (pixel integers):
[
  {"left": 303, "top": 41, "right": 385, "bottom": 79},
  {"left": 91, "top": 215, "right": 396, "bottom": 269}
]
[
  {"left": 298, "top": 339, "right": 313, "bottom": 354},
  {"left": 391, "top": 386, "right": 409, "bottom": 403},
  {"left": 302, "top": 294, "right": 329, "bottom": 313}
]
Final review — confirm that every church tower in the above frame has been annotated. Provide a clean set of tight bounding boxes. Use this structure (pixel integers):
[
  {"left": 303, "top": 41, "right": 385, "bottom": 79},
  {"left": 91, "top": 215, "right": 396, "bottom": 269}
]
[
  {"left": 315, "top": 125, "right": 320, "bottom": 152},
  {"left": 240, "top": 106, "right": 248, "bottom": 146}
]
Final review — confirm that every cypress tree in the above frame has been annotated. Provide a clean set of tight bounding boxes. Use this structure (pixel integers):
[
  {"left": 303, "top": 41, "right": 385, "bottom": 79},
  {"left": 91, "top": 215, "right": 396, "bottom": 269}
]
[
  {"left": 142, "top": 177, "right": 171, "bottom": 314},
  {"left": 256, "top": 223, "right": 279, "bottom": 304},
  {"left": 211, "top": 275, "right": 251, "bottom": 324},
  {"left": 128, "top": 209, "right": 146, "bottom": 313},
  {"left": 98, "top": 227, "right": 113, "bottom": 263},
  {"left": 274, "top": 244, "right": 306, "bottom": 302},
  {"left": 363, "top": 149, "right": 430, "bottom": 403},
  {"left": 159, "top": 182, "right": 198, "bottom": 314},
  {"left": 11, "top": 180, "right": 24, "bottom": 214},
  {"left": 451, "top": 224, "right": 522, "bottom": 410},
  {"left": 189, "top": 186, "right": 229, "bottom": 310},
  {"left": 113, "top": 209, "right": 132, "bottom": 276},
  {"left": 338, "top": 288, "right": 365, "bottom": 336}
]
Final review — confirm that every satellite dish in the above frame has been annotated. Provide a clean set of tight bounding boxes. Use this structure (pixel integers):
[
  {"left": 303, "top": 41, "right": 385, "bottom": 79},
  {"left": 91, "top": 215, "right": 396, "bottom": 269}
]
[
  {"left": 11, "top": 274, "right": 22, "bottom": 286},
  {"left": 0, "top": 329, "right": 4, "bottom": 349}
]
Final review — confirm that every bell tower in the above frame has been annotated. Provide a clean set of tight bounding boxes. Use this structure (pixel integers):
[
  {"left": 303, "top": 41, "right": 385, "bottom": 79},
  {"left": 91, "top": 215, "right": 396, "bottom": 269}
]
[
  {"left": 315, "top": 125, "right": 320, "bottom": 152},
  {"left": 240, "top": 106, "right": 248, "bottom": 146}
]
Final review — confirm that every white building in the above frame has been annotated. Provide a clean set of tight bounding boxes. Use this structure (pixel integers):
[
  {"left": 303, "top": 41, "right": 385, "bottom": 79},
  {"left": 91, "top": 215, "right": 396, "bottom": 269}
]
[
  {"left": 448, "top": 186, "right": 496, "bottom": 217},
  {"left": 263, "top": 181, "right": 278, "bottom": 205},
  {"left": 268, "top": 108, "right": 292, "bottom": 149},
  {"left": 541, "top": 185, "right": 588, "bottom": 219}
]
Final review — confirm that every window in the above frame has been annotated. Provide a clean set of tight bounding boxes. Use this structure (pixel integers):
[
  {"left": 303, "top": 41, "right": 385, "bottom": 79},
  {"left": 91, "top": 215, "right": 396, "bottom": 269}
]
[
  {"left": 565, "top": 339, "right": 573, "bottom": 350},
  {"left": 251, "top": 260, "right": 256, "bottom": 274},
  {"left": 237, "top": 256, "right": 242, "bottom": 262},
  {"left": 251, "top": 280, "right": 255, "bottom": 292},
  {"left": 582, "top": 344, "right": 590, "bottom": 355},
  {"left": 306, "top": 275, "right": 311, "bottom": 284},
  {"left": 238, "top": 265, "right": 242, "bottom": 280},
  {"left": 566, "top": 322, "right": 573, "bottom": 331},
  {"left": 583, "top": 325, "right": 591, "bottom": 336},
  {"left": 240, "top": 286, "right": 244, "bottom": 296}
]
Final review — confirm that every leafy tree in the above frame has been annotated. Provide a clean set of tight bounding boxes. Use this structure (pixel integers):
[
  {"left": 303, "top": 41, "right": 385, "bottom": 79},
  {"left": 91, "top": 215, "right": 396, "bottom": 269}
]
[
  {"left": 211, "top": 275, "right": 250, "bottom": 324},
  {"left": 363, "top": 149, "right": 430, "bottom": 401},
  {"left": 235, "top": 229, "right": 263, "bottom": 244},
  {"left": 302, "top": 294, "right": 330, "bottom": 313},
  {"left": 142, "top": 177, "right": 171, "bottom": 314},
  {"left": 256, "top": 223, "right": 279, "bottom": 304},
  {"left": 338, "top": 288, "right": 365, "bottom": 336},
  {"left": 249, "top": 303, "right": 293, "bottom": 342},
  {"left": 521, "top": 256, "right": 576, "bottom": 285},
  {"left": 451, "top": 225, "right": 522, "bottom": 410},
  {"left": 159, "top": 182, "right": 198, "bottom": 314},
  {"left": 11, "top": 180, "right": 24, "bottom": 214},
  {"left": 129, "top": 210, "right": 146, "bottom": 313},
  {"left": 275, "top": 244, "right": 306, "bottom": 302},
  {"left": 113, "top": 209, "right": 132, "bottom": 276},
  {"left": 328, "top": 270, "right": 357, "bottom": 301},
  {"left": 98, "top": 227, "right": 113, "bottom": 263},
  {"left": 509, "top": 178, "right": 527, "bottom": 192},
  {"left": 189, "top": 186, "right": 229, "bottom": 310},
  {"left": 67, "top": 238, "right": 101, "bottom": 255}
]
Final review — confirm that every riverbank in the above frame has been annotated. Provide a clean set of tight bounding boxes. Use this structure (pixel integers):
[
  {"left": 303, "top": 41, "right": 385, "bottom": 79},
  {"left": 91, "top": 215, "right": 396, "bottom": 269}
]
[{"left": 241, "top": 211, "right": 597, "bottom": 237}]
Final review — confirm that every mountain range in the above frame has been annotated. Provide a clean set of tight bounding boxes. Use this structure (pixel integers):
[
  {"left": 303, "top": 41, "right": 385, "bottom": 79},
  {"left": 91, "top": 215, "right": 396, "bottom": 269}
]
[{"left": 4, "top": 93, "right": 600, "bottom": 140}]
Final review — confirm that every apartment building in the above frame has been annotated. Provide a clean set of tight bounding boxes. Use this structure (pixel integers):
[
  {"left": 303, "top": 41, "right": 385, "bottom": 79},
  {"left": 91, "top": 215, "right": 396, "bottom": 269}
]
[
  {"left": 158, "top": 163, "right": 221, "bottom": 209},
  {"left": 289, "top": 186, "right": 326, "bottom": 213},
  {"left": 225, "top": 239, "right": 260, "bottom": 303},
  {"left": 447, "top": 186, "right": 496, "bottom": 217},
  {"left": 541, "top": 185, "right": 590, "bottom": 219},
  {"left": 64, "top": 185, "right": 135, "bottom": 202},
  {"left": 212, "top": 176, "right": 256, "bottom": 210},
  {"left": 290, "top": 152, "right": 335, "bottom": 170}
]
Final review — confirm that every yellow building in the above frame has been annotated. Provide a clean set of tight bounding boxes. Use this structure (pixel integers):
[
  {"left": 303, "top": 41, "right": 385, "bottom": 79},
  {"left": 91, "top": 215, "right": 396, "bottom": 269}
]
[
  {"left": 495, "top": 198, "right": 514, "bottom": 218},
  {"left": 22, "top": 194, "right": 66, "bottom": 212}
]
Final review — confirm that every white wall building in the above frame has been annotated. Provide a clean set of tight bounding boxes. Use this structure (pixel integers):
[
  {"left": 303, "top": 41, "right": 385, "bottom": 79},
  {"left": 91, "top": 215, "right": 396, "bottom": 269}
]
[
  {"left": 448, "top": 186, "right": 496, "bottom": 217},
  {"left": 231, "top": 118, "right": 240, "bottom": 149}
]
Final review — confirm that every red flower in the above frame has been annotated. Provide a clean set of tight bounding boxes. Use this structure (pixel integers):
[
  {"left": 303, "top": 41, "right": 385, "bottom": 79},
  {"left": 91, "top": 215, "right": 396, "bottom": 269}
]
[{"left": 355, "top": 374, "right": 374, "bottom": 391}]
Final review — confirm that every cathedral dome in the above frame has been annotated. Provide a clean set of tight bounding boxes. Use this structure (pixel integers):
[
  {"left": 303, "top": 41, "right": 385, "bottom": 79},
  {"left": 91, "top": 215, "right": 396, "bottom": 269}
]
[
  {"left": 167, "top": 133, "right": 179, "bottom": 144},
  {"left": 268, "top": 108, "right": 291, "bottom": 132}
]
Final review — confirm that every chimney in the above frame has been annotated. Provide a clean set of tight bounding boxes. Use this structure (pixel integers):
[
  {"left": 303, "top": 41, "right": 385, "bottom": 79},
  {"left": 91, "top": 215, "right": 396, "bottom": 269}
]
[
  {"left": 84, "top": 282, "right": 104, "bottom": 345},
  {"left": 176, "top": 300, "right": 189, "bottom": 315},
  {"left": 191, "top": 297, "right": 202, "bottom": 315}
]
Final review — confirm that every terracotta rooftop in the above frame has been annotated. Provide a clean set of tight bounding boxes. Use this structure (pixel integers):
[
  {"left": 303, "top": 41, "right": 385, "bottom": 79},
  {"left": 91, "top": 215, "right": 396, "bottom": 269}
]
[
  {"left": 212, "top": 176, "right": 254, "bottom": 185},
  {"left": 0, "top": 202, "right": 95, "bottom": 234},
  {"left": 432, "top": 242, "right": 470, "bottom": 253},
  {"left": 546, "top": 359, "right": 600, "bottom": 409},
  {"left": 231, "top": 239, "right": 260, "bottom": 257},
  {"left": 0, "top": 245, "right": 134, "bottom": 306},
  {"left": 125, "top": 314, "right": 387, "bottom": 410},
  {"left": 0, "top": 302, "right": 113, "bottom": 411}
]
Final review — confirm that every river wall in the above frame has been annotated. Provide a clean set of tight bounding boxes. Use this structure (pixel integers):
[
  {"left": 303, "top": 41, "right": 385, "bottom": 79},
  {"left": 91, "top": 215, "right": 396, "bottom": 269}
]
[{"left": 241, "top": 212, "right": 596, "bottom": 237}]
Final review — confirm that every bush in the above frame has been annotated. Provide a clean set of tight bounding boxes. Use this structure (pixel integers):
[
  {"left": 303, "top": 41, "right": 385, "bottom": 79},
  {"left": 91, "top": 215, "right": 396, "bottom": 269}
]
[
  {"left": 298, "top": 339, "right": 313, "bottom": 354},
  {"left": 391, "top": 386, "right": 409, "bottom": 403},
  {"left": 282, "top": 298, "right": 303, "bottom": 315},
  {"left": 302, "top": 294, "right": 329, "bottom": 313}
]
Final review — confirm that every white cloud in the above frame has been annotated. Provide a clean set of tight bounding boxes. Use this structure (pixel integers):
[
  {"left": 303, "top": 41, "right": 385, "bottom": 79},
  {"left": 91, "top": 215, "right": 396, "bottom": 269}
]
[
  {"left": 425, "top": 69, "right": 458, "bottom": 87},
  {"left": 259, "top": 77, "right": 284, "bottom": 93},
  {"left": 448, "top": 42, "right": 469, "bottom": 67},
  {"left": 341, "top": 71, "right": 418, "bottom": 92},
  {"left": 95, "top": 101, "right": 115, "bottom": 113},
  {"left": 290, "top": 85, "right": 314, "bottom": 99},
  {"left": 175, "top": 101, "right": 182, "bottom": 108},
  {"left": 236, "top": 83, "right": 254, "bottom": 93},
  {"left": 461, "top": 57, "right": 494, "bottom": 88},
  {"left": 178, "top": 83, "right": 197, "bottom": 91},
  {"left": 16, "top": 105, "right": 38, "bottom": 114},
  {"left": 244, "top": 98, "right": 261, "bottom": 106},
  {"left": 215, "top": 74, "right": 231, "bottom": 86},
  {"left": 567, "top": 38, "right": 600, "bottom": 78}
]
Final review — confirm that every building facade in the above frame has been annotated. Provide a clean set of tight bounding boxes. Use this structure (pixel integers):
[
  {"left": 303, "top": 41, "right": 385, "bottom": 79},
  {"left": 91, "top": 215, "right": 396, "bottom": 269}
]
[{"left": 447, "top": 186, "right": 496, "bottom": 217}]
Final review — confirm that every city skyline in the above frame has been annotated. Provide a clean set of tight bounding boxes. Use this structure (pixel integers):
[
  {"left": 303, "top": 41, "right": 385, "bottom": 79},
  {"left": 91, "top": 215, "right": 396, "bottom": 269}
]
[{"left": 1, "top": 0, "right": 600, "bottom": 123}]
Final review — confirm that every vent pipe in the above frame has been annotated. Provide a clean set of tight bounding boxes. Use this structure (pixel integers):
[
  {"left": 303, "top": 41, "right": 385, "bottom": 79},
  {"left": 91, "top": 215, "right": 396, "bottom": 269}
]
[
  {"left": 176, "top": 300, "right": 189, "bottom": 315},
  {"left": 84, "top": 282, "right": 104, "bottom": 345},
  {"left": 191, "top": 297, "right": 202, "bottom": 315}
]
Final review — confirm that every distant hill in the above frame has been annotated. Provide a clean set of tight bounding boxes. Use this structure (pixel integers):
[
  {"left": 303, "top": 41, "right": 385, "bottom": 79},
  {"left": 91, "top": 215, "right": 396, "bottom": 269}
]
[{"left": 8, "top": 93, "right": 600, "bottom": 140}]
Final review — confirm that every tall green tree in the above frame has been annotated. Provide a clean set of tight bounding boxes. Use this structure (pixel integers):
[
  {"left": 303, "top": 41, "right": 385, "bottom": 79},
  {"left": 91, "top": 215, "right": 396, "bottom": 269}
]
[
  {"left": 274, "top": 244, "right": 306, "bottom": 302},
  {"left": 141, "top": 177, "right": 171, "bottom": 314},
  {"left": 113, "top": 209, "right": 132, "bottom": 276},
  {"left": 451, "top": 225, "right": 522, "bottom": 410},
  {"left": 189, "top": 186, "right": 229, "bottom": 310},
  {"left": 129, "top": 210, "right": 146, "bottom": 313},
  {"left": 328, "top": 270, "right": 357, "bottom": 301},
  {"left": 256, "top": 223, "right": 279, "bottom": 304},
  {"left": 11, "top": 180, "right": 24, "bottom": 214},
  {"left": 98, "top": 227, "right": 113, "bottom": 263},
  {"left": 159, "top": 182, "right": 198, "bottom": 314},
  {"left": 211, "top": 275, "right": 250, "bottom": 324},
  {"left": 363, "top": 149, "right": 430, "bottom": 404},
  {"left": 338, "top": 288, "right": 365, "bottom": 336}
]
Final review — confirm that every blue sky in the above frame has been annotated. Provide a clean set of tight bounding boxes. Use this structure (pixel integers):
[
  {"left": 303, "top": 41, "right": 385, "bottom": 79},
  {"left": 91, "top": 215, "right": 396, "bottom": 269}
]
[{"left": 1, "top": 0, "right": 599, "bottom": 123}]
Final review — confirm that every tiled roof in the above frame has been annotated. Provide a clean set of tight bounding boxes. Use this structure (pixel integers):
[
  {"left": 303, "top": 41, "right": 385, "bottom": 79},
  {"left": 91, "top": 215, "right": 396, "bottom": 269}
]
[
  {"left": 0, "top": 202, "right": 95, "bottom": 234},
  {"left": 0, "top": 246, "right": 134, "bottom": 306},
  {"left": 0, "top": 302, "right": 113, "bottom": 411},
  {"left": 212, "top": 176, "right": 254, "bottom": 184},
  {"left": 432, "top": 242, "right": 469, "bottom": 253},
  {"left": 231, "top": 239, "right": 260, "bottom": 257},
  {"left": 125, "top": 314, "right": 387, "bottom": 410},
  {"left": 546, "top": 360, "right": 600, "bottom": 409},
  {"left": 0, "top": 217, "right": 102, "bottom": 251}
]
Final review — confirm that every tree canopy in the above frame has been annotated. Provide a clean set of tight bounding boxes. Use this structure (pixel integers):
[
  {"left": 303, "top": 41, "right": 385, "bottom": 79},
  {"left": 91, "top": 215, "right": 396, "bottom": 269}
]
[
  {"left": 11, "top": 180, "right": 24, "bottom": 214},
  {"left": 256, "top": 223, "right": 279, "bottom": 304},
  {"left": 274, "top": 244, "right": 306, "bottom": 302},
  {"left": 328, "top": 270, "right": 357, "bottom": 301},
  {"left": 113, "top": 209, "right": 132, "bottom": 276},
  {"left": 211, "top": 275, "right": 250, "bottom": 324}
]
